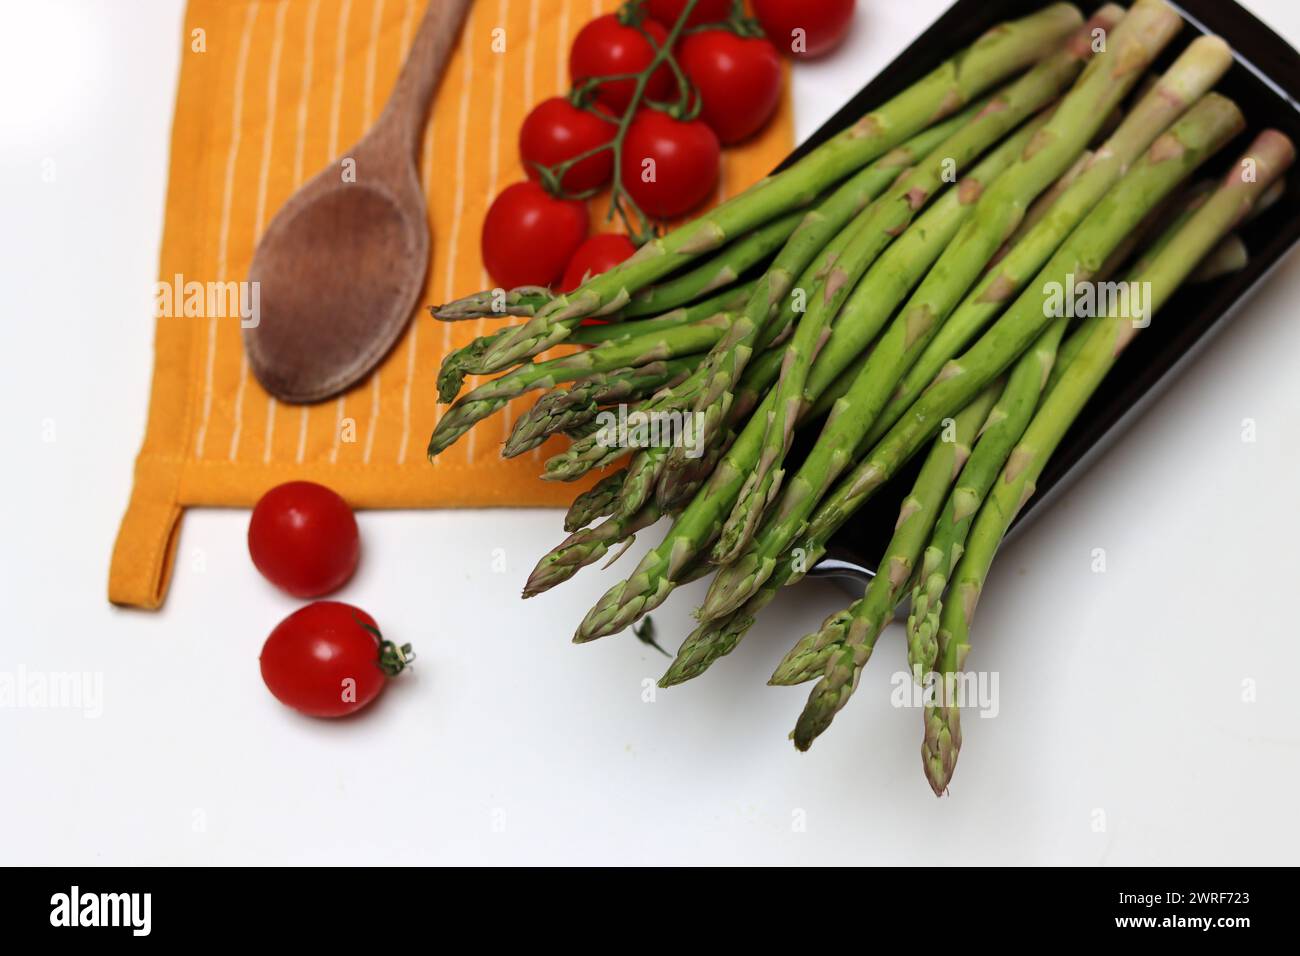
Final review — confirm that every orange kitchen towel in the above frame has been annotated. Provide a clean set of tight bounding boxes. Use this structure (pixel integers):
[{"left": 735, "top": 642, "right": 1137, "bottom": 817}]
[{"left": 109, "top": 0, "right": 794, "bottom": 609}]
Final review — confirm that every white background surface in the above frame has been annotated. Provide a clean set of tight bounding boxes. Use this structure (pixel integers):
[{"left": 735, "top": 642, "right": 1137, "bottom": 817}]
[{"left": 2, "top": 0, "right": 1299, "bottom": 866}]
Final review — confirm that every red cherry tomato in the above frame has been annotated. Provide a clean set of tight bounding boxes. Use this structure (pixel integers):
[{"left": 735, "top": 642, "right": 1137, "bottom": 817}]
[
  {"left": 644, "top": 0, "right": 733, "bottom": 29},
  {"left": 519, "top": 97, "right": 616, "bottom": 194},
  {"left": 677, "top": 31, "right": 782, "bottom": 145},
  {"left": 260, "top": 602, "right": 412, "bottom": 718},
  {"left": 560, "top": 233, "right": 638, "bottom": 292},
  {"left": 752, "top": 0, "right": 854, "bottom": 58},
  {"left": 481, "top": 181, "right": 588, "bottom": 289},
  {"left": 248, "top": 481, "right": 360, "bottom": 598},
  {"left": 570, "top": 14, "right": 675, "bottom": 112},
  {"left": 620, "top": 110, "right": 720, "bottom": 219}
]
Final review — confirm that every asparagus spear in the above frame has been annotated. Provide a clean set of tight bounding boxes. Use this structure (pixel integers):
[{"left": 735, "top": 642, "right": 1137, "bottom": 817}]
[
  {"left": 431, "top": 285, "right": 551, "bottom": 321},
  {"left": 618, "top": 211, "right": 806, "bottom": 318},
  {"left": 428, "top": 312, "right": 736, "bottom": 457},
  {"left": 768, "top": 604, "right": 860, "bottom": 686},
  {"left": 468, "top": 5, "right": 1087, "bottom": 378},
  {"left": 700, "top": 0, "right": 1172, "bottom": 621},
  {"left": 660, "top": 94, "right": 1248, "bottom": 676},
  {"left": 994, "top": 148, "right": 1093, "bottom": 260},
  {"left": 800, "top": 348, "right": 869, "bottom": 422},
  {"left": 542, "top": 429, "right": 628, "bottom": 482},
  {"left": 542, "top": 369, "right": 711, "bottom": 483},
  {"left": 923, "top": 130, "right": 1295, "bottom": 795},
  {"left": 1189, "top": 233, "right": 1248, "bottom": 283},
  {"left": 434, "top": 262, "right": 755, "bottom": 406},
  {"left": 710, "top": 32, "right": 1103, "bottom": 565},
  {"left": 906, "top": 319, "right": 1066, "bottom": 679},
  {"left": 1094, "top": 150, "right": 1274, "bottom": 307},
  {"left": 573, "top": 105, "right": 1050, "bottom": 642},
  {"left": 867, "top": 34, "right": 1233, "bottom": 448},
  {"left": 436, "top": 328, "right": 512, "bottom": 404},
  {"left": 565, "top": 281, "right": 757, "bottom": 346},
  {"left": 716, "top": 332, "right": 847, "bottom": 471},
  {"left": 614, "top": 426, "right": 697, "bottom": 520},
  {"left": 431, "top": 210, "right": 798, "bottom": 327},
  {"left": 721, "top": 345, "right": 785, "bottom": 431},
  {"left": 503, "top": 359, "right": 696, "bottom": 459},
  {"left": 1123, "top": 158, "right": 1277, "bottom": 289},
  {"left": 1094, "top": 182, "right": 1209, "bottom": 289},
  {"left": 564, "top": 471, "right": 627, "bottom": 532},
  {"left": 524, "top": 505, "right": 664, "bottom": 598},
  {"left": 785, "top": 383, "right": 1001, "bottom": 749}
]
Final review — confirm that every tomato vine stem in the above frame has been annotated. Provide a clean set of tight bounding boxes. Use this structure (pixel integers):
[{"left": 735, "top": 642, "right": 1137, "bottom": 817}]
[{"left": 535, "top": 0, "right": 760, "bottom": 245}]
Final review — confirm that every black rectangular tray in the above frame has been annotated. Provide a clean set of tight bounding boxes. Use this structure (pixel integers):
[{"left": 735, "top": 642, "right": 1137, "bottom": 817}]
[{"left": 792, "top": 0, "right": 1300, "bottom": 585}]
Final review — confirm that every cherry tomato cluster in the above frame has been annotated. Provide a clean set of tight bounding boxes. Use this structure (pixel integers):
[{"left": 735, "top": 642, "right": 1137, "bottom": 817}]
[
  {"left": 248, "top": 481, "right": 413, "bottom": 719},
  {"left": 483, "top": 0, "right": 853, "bottom": 294}
]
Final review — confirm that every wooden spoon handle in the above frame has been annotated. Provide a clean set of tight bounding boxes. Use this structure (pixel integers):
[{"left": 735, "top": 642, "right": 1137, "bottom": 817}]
[{"left": 381, "top": 0, "right": 474, "bottom": 153}]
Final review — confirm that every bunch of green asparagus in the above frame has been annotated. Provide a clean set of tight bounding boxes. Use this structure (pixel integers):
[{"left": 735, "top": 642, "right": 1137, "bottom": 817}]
[{"left": 427, "top": 0, "right": 1293, "bottom": 795}]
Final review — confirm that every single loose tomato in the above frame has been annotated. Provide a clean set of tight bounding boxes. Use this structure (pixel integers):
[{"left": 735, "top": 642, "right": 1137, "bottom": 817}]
[
  {"left": 677, "top": 31, "right": 782, "bottom": 145},
  {"left": 519, "top": 97, "right": 616, "bottom": 194},
  {"left": 248, "top": 481, "right": 359, "bottom": 598},
  {"left": 481, "top": 181, "right": 588, "bottom": 289},
  {"left": 752, "top": 0, "right": 854, "bottom": 58},
  {"left": 259, "top": 602, "right": 413, "bottom": 718},
  {"left": 644, "top": 0, "right": 733, "bottom": 29},
  {"left": 559, "top": 233, "right": 638, "bottom": 292},
  {"left": 620, "top": 110, "right": 720, "bottom": 219},
  {"left": 570, "top": 14, "right": 674, "bottom": 112}
]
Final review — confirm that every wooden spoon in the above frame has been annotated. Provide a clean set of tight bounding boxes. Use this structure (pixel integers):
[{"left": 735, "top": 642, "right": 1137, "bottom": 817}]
[{"left": 245, "top": 0, "right": 472, "bottom": 404}]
